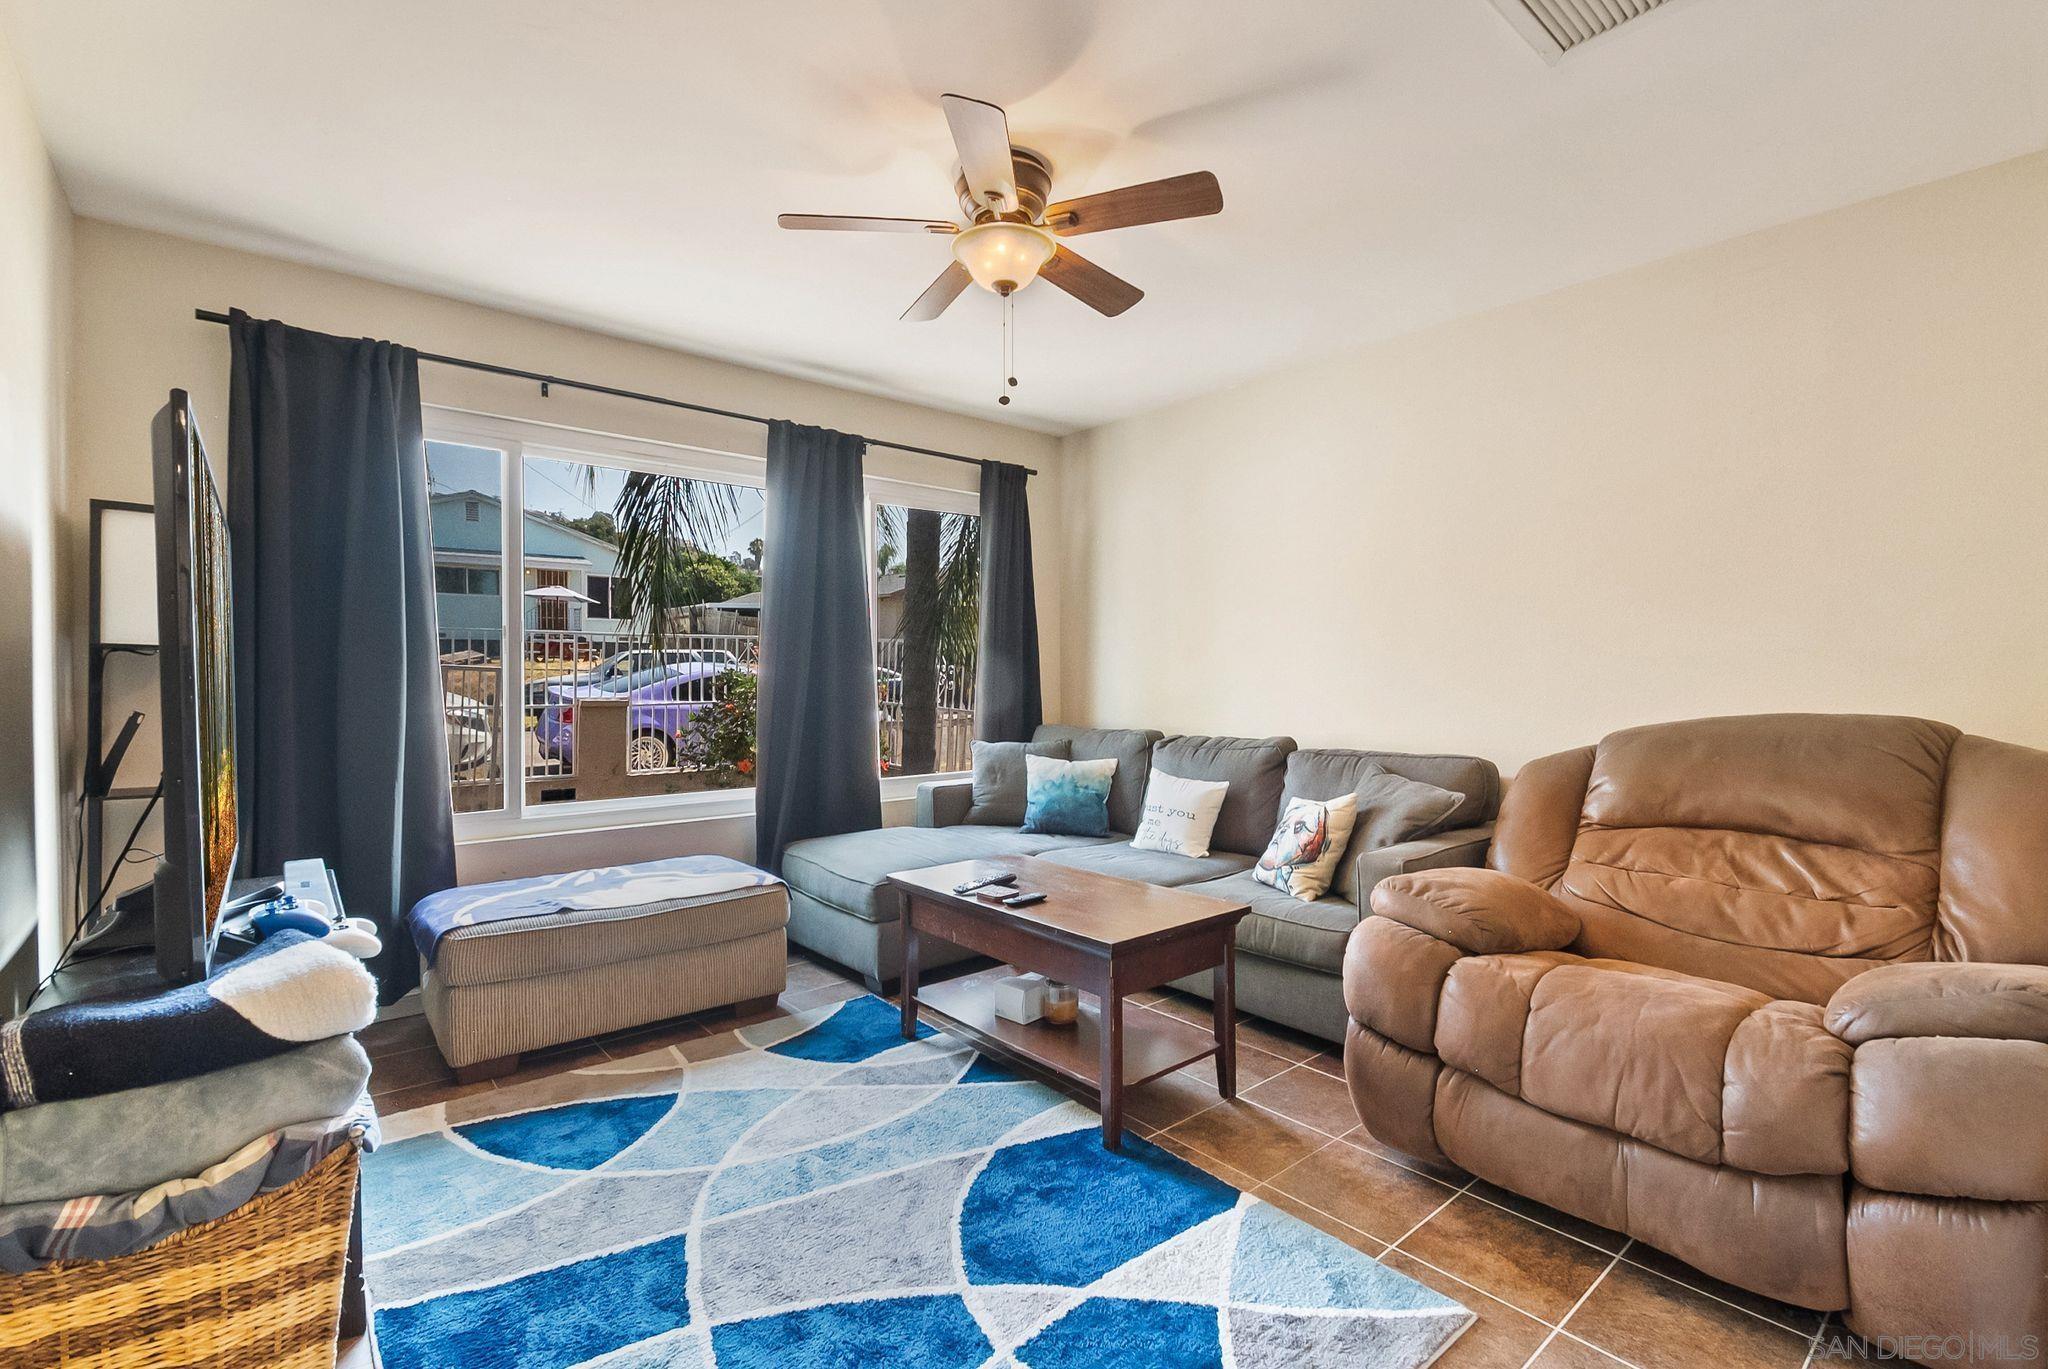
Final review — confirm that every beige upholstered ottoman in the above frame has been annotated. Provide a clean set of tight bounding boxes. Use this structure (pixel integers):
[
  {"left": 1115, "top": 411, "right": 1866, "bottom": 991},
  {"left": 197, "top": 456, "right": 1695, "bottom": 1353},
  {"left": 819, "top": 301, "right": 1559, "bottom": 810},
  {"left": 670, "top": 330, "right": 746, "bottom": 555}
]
[{"left": 414, "top": 865, "right": 788, "bottom": 1083}]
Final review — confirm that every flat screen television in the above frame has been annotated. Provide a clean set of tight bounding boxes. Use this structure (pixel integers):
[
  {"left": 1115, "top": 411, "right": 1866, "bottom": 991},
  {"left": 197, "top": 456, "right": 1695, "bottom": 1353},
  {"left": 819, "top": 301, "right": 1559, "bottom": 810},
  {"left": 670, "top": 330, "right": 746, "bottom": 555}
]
[{"left": 152, "top": 389, "right": 240, "bottom": 983}]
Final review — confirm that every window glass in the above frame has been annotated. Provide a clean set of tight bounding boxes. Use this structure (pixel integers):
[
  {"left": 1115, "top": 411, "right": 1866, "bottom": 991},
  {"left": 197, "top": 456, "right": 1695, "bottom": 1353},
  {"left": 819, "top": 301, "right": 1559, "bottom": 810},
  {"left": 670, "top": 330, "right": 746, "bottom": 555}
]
[
  {"left": 873, "top": 503, "right": 979, "bottom": 777},
  {"left": 426, "top": 441, "right": 507, "bottom": 813},
  {"left": 521, "top": 453, "right": 765, "bottom": 800},
  {"left": 431, "top": 429, "right": 997, "bottom": 819}
]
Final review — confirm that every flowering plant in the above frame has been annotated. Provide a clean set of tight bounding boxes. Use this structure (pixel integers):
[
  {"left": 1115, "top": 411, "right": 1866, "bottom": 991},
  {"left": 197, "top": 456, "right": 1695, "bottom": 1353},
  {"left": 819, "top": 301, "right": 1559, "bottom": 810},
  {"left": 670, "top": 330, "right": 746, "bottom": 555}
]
[{"left": 679, "top": 667, "right": 758, "bottom": 787}]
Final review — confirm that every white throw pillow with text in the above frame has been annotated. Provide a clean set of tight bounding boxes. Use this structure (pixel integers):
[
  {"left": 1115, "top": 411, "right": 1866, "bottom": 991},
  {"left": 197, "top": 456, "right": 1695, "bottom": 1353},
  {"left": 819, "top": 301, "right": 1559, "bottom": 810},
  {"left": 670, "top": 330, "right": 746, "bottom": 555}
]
[{"left": 1130, "top": 769, "right": 1231, "bottom": 859}]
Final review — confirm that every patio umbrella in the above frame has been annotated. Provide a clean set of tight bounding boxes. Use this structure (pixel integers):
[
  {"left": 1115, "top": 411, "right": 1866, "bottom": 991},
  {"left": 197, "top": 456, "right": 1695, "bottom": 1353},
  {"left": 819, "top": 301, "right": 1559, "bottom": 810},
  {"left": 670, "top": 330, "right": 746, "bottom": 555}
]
[{"left": 523, "top": 584, "right": 597, "bottom": 603}]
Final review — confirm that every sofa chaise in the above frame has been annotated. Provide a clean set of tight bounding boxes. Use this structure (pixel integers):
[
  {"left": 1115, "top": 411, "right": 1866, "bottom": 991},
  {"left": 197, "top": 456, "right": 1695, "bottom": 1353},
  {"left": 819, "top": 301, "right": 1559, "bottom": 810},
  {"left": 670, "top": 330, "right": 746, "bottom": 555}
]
[
  {"left": 781, "top": 724, "right": 1499, "bottom": 1043},
  {"left": 1344, "top": 712, "right": 2048, "bottom": 1348}
]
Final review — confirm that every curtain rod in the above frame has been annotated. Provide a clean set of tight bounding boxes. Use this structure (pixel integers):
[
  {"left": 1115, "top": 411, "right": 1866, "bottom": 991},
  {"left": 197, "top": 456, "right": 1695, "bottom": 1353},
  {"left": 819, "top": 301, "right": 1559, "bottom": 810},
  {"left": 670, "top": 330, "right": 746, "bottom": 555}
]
[{"left": 193, "top": 309, "right": 1033, "bottom": 476}]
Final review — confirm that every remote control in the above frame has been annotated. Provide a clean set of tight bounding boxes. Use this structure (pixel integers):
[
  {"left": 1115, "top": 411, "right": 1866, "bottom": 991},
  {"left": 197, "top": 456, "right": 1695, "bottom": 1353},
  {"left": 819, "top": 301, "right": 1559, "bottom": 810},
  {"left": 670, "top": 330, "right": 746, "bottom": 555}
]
[
  {"left": 953, "top": 871, "right": 1019, "bottom": 895},
  {"left": 1001, "top": 890, "right": 1048, "bottom": 908}
]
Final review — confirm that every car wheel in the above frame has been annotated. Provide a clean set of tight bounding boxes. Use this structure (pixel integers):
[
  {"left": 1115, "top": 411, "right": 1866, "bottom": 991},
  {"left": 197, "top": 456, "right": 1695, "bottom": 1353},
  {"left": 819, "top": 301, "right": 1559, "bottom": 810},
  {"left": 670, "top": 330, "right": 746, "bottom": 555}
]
[{"left": 630, "top": 729, "right": 678, "bottom": 772}]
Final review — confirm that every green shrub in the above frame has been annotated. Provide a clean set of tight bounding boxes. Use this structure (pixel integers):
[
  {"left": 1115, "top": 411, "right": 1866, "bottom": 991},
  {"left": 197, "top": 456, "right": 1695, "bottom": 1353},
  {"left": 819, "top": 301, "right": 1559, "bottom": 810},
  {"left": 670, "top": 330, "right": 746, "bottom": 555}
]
[{"left": 680, "top": 667, "right": 758, "bottom": 786}]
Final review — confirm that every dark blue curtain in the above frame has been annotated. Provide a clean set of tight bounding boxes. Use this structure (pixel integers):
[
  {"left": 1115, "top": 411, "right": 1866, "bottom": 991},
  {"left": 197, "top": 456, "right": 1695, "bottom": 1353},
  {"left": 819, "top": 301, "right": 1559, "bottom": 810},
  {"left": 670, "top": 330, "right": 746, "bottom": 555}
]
[
  {"left": 227, "top": 310, "right": 455, "bottom": 1002},
  {"left": 974, "top": 460, "right": 1042, "bottom": 742},
  {"left": 754, "top": 421, "right": 882, "bottom": 872}
]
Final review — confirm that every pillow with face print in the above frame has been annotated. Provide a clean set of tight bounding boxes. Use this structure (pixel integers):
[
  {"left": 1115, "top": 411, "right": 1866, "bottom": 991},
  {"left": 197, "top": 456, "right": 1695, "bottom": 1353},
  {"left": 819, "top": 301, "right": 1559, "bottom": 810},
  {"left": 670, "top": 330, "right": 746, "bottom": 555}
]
[{"left": 1253, "top": 793, "right": 1360, "bottom": 901}]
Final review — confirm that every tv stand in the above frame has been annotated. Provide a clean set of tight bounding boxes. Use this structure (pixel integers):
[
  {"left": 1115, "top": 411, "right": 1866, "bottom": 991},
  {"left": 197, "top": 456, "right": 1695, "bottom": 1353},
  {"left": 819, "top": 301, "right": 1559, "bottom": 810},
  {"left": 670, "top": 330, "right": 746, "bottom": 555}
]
[{"left": 39, "top": 876, "right": 258, "bottom": 1008}]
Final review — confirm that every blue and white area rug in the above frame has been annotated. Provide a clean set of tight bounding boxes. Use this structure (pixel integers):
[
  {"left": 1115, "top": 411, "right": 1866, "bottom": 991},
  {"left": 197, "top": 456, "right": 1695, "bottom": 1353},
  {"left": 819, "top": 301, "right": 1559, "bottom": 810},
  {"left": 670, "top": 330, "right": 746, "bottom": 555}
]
[{"left": 362, "top": 995, "right": 1472, "bottom": 1368}]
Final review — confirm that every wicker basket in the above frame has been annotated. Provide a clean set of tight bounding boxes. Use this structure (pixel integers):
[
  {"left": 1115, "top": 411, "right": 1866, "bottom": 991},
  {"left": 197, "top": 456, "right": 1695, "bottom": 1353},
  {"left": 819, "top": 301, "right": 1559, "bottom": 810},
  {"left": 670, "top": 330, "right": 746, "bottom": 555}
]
[{"left": 0, "top": 1142, "right": 359, "bottom": 1368}]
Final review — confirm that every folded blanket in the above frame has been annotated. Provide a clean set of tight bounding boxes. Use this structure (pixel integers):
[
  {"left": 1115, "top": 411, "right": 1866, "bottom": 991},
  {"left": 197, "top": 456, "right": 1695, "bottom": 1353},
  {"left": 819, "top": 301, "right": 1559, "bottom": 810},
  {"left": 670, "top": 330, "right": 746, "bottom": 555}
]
[
  {"left": 0, "top": 1035, "right": 371, "bottom": 1204},
  {"left": 407, "top": 855, "right": 783, "bottom": 967},
  {"left": 0, "top": 1101, "right": 375, "bottom": 1273},
  {"left": 0, "top": 932, "right": 376, "bottom": 1113}
]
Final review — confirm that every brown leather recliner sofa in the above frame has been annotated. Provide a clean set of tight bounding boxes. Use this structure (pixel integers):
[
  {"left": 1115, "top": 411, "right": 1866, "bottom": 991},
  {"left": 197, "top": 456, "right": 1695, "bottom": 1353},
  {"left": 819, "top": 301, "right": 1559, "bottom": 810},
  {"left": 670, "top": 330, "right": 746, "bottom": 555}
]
[{"left": 1344, "top": 713, "right": 2048, "bottom": 1348}]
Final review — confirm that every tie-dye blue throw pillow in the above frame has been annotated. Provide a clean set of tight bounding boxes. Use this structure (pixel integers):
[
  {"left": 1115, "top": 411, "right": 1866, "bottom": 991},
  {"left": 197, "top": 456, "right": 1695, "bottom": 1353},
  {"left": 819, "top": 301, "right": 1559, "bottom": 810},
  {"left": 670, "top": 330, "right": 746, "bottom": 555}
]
[{"left": 1020, "top": 754, "right": 1118, "bottom": 837}]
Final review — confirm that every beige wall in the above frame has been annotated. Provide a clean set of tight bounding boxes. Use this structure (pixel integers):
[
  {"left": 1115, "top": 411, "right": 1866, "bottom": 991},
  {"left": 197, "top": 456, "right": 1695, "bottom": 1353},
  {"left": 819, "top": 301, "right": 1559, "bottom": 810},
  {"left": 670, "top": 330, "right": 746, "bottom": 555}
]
[
  {"left": 66, "top": 219, "right": 1062, "bottom": 885},
  {"left": 60, "top": 150, "right": 2048, "bottom": 902},
  {"left": 1058, "top": 152, "right": 2048, "bottom": 773},
  {"left": 0, "top": 33, "right": 72, "bottom": 996}
]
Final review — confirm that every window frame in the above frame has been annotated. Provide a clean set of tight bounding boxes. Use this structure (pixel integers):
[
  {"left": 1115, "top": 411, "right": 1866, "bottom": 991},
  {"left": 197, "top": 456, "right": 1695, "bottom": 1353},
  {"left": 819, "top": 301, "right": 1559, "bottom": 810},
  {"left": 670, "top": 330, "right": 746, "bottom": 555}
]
[
  {"left": 425, "top": 407, "right": 981, "bottom": 839},
  {"left": 865, "top": 475, "right": 981, "bottom": 804},
  {"left": 433, "top": 564, "right": 499, "bottom": 596},
  {"left": 427, "top": 407, "right": 768, "bottom": 841}
]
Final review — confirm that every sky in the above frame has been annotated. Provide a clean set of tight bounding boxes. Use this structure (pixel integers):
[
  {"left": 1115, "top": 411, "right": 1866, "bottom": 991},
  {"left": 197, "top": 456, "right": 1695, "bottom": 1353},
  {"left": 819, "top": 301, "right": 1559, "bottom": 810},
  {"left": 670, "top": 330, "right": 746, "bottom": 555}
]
[{"left": 426, "top": 440, "right": 766, "bottom": 560}]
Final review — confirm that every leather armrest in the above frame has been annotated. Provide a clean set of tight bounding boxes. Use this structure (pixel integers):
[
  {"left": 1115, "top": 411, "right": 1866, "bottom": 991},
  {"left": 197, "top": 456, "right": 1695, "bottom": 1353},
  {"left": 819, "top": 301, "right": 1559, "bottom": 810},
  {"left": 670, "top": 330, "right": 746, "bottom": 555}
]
[
  {"left": 1350, "top": 825, "right": 1493, "bottom": 903},
  {"left": 1368, "top": 867, "right": 1579, "bottom": 956},
  {"left": 1825, "top": 962, "right": 2048, "bottom": 1045},
  {"left": 916, "top": 779, "right": 974, "bottom": 829},
  {"left": 1834, "top": 963, "right": 2048, "bottom": 1203}
]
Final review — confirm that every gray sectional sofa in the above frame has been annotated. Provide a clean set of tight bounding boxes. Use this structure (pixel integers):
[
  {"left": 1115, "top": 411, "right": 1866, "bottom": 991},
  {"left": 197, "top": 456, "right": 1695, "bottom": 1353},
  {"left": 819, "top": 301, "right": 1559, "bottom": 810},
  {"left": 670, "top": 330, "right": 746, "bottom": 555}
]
[{"left": 780, "top": 725, "right": 1500, "bottom": 1043}]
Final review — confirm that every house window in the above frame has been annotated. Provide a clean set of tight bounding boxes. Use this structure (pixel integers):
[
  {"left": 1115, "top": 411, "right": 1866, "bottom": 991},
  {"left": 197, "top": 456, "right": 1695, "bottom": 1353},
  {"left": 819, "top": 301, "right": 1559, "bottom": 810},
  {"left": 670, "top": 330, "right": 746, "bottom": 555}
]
[
  {"left": 435, "top": 566, "right": 499, "bottom": 595},
  {"left": 586, "top": 573, "right": 617, "bottom": 619},
  {"left": 873, "top": 498, "right": 979, "bottom": 778},
  {"left": 464, "top": 499, "right": 480, "bottom": 522}
]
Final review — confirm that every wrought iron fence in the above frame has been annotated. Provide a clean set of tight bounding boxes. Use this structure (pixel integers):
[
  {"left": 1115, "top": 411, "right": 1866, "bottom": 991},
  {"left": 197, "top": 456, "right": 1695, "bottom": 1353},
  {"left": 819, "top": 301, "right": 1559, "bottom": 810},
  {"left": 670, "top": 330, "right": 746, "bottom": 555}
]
[
  {"left": 438, "top": 627, "right": 972, "bottom": 810},
  {"left": 440, "top": 658, "right": 504, "bottom": 814},
  {"left": 876, "top": 638, "right": 976, "bottom": 776},
  {"left": 519, "top": 630, "right": 761, "bottom": 780}
]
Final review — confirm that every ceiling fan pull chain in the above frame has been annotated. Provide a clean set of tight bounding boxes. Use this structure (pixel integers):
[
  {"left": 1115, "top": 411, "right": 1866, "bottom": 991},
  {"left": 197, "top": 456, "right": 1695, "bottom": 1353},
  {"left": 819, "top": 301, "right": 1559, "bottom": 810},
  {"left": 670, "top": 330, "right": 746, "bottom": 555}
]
[
  {"left": 1008, "top": 292, "right": 1019, "bottom": 393},
  {"left": 998, "top": 291, "right": 1013, "bottom": 406}
]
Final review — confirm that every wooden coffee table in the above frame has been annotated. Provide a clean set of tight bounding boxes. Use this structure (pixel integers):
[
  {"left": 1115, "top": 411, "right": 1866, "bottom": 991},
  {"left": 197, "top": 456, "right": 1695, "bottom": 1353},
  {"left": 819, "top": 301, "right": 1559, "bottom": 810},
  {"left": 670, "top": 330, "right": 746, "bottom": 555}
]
[{"left": 887, "top": 855, "right": 1250, "bottom": 1151}]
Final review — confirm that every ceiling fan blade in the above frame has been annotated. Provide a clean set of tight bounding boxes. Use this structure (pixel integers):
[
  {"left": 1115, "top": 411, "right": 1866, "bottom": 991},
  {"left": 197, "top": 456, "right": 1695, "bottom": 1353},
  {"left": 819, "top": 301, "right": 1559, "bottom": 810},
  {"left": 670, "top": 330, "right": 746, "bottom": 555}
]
[
  {"left": 778, "top": 214, "right": 957, "bottom": 233},
  {"left": 1043, "top": 171, "right": 1223, "bottom": 237},
  {"left": 901, "top": 261, "right": 973, "bottom": 322},
  {"left": 1039, "top": 247, "right": 1143, "bottom": 317},
  {"left": 940, "top": 93, "right": 1018, "bottom": 216}
]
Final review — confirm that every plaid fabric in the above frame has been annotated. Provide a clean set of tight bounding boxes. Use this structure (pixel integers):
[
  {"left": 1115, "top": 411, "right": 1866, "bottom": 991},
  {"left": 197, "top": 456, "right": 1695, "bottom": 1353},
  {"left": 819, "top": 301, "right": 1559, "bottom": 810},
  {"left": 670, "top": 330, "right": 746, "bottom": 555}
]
[{"left": 0, "top": 1099, "right": 377, "bottom": 1273}]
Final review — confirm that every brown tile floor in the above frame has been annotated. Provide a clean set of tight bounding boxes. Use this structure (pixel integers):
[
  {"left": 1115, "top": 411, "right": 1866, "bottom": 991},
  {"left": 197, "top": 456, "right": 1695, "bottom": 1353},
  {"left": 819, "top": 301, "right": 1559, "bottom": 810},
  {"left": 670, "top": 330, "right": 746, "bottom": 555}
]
[{"left": 354, "top": 960, "right": 1836, "bottom": 1369}]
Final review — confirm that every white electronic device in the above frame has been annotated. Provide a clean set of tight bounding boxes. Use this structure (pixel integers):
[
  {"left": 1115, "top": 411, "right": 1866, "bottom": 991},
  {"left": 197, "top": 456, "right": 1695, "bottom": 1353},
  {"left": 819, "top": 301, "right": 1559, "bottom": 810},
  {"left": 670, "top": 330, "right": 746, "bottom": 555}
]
[{"left": 282, "top": 858, "right": 345, "bottom": 923}]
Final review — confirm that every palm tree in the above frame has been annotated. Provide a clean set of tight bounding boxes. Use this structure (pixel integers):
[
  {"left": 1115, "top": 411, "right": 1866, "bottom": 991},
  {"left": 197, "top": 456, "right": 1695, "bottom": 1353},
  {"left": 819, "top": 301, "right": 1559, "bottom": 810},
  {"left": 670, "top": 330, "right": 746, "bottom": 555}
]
[{"left": 591, "top": 470, "right": 741, "bottom": 650}]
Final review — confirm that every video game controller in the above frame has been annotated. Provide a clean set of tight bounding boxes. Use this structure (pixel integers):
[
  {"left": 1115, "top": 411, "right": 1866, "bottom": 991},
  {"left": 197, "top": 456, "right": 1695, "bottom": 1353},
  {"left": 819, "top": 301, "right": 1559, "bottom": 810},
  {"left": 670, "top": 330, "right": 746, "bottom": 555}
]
[
  {"left": 251, "top": 895, "right": 333, "bottom": 939},
  {"left": 241, "top": 889, "right": 381, "bottom": 959},
  {"left": 324, "top": 922, "right": 383, "bottom": 958}
]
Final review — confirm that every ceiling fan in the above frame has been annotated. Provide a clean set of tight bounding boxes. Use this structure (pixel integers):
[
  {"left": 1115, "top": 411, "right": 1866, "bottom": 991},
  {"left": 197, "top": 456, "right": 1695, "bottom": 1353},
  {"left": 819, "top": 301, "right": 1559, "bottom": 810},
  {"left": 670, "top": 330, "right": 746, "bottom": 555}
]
[{"left": 778, "top": 94, "right": 1223, "bottom": 323}]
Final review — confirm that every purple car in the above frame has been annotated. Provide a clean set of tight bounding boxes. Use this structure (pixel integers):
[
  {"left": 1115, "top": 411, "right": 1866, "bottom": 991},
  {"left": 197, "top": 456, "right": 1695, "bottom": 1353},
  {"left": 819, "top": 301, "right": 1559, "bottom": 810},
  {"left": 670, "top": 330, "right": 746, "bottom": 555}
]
[{"left": 534, "top": 661, "right": 726, "bottom": 772}]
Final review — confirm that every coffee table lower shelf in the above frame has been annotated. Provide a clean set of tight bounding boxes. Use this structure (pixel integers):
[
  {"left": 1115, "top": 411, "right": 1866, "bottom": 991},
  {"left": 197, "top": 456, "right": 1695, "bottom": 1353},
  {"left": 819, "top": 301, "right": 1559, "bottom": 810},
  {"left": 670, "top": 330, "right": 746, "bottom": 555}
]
[{"left": 914, "top": 966, "right": 1218, "bottom": 1096}]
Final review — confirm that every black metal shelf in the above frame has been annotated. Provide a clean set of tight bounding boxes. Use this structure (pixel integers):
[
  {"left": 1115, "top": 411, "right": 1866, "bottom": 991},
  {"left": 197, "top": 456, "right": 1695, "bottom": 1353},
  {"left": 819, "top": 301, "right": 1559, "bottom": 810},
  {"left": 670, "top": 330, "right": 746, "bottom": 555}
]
[{"left": 86, "top": 498, "right": 161, "bottom": 924}]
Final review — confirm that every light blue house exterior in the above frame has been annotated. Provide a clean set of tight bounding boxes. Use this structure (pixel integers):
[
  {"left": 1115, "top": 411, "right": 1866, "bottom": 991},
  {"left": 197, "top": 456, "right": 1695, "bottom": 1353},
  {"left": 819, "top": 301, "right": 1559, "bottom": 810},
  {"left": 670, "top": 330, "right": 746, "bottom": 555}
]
[{"left": 431, "top": 490, "right": 628, "bottom": 653}]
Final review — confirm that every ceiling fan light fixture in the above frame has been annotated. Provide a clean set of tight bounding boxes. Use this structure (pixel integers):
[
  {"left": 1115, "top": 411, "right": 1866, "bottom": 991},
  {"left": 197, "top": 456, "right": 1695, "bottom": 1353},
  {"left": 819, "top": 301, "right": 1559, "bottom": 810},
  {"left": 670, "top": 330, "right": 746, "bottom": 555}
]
[{"left": 951, "top": 220, "right": 1057, "bottom": 296}]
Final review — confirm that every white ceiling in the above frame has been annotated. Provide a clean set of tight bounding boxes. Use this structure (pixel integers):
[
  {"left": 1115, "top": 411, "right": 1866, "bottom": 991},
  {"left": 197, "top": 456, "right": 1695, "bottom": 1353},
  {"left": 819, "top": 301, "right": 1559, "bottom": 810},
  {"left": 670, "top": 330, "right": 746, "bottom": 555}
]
[{"left": 6, "top": 0, "right": 2047, "bottom": 433}]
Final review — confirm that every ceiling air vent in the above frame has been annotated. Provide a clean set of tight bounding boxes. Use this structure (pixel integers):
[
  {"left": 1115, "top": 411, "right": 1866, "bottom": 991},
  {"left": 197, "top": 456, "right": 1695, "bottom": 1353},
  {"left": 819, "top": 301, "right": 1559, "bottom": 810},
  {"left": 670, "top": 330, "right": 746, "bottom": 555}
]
[{"left": 1486, "top": 0, "right": 1672, "bottom": 62}]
